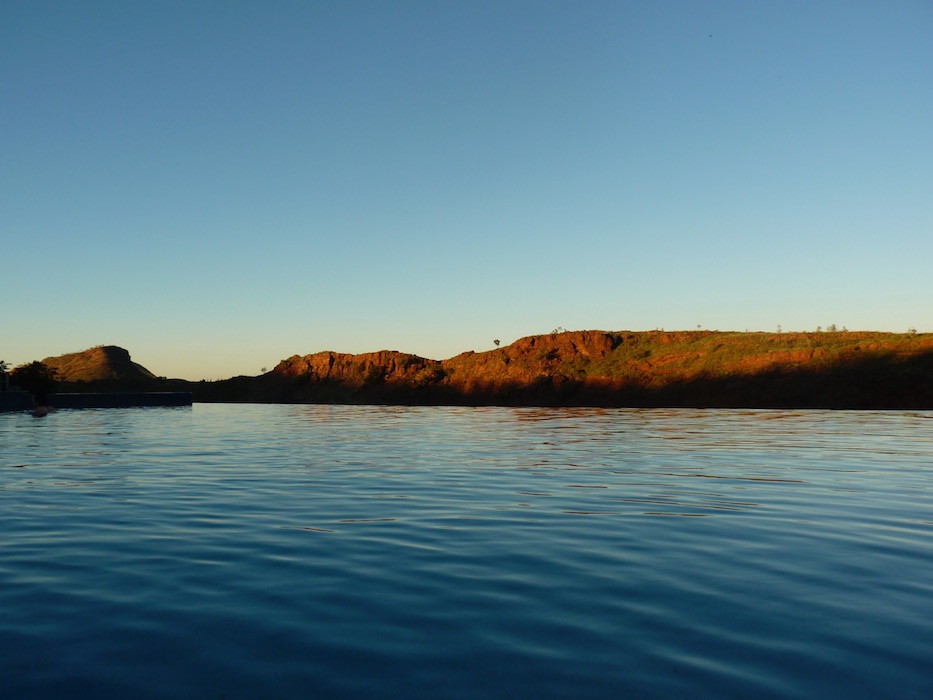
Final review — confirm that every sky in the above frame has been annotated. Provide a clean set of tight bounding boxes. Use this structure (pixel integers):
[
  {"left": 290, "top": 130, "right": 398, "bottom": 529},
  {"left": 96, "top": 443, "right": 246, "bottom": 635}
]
[{"left": 3, "top": 1, "right": 932, "bottom": 380}]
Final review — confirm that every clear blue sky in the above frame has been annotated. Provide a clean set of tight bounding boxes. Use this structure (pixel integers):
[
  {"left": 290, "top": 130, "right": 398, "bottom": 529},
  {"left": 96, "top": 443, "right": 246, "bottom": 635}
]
[{"left": 3, "top": 1, "right": 931, "bottom": 380}]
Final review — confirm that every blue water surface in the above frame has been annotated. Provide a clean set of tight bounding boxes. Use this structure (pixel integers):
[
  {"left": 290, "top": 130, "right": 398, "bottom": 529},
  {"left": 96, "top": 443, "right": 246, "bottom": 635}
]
[{"left": 2, "top": 404, "right": 932, "bottom": 699}]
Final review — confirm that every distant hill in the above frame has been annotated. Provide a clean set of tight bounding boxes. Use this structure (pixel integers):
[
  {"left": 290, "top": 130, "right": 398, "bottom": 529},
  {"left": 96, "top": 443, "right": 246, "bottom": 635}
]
[
  {"left": 196, "top": 330, "right": 933, "bottom": 409},
  {"left": 41, "top": 346, "right": 157, "bottom": 385},
  {"left": 29, "top": 331, "right": 933, "bottom": 408}
]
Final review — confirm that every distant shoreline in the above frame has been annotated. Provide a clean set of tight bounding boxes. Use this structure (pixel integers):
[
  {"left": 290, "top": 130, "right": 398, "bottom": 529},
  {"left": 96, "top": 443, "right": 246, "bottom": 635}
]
[{"left": 15, "top": 330, "right": 930, "bottom": 411}]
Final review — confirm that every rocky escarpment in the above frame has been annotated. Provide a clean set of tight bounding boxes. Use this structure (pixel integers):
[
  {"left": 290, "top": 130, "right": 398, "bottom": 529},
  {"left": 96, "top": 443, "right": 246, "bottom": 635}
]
[
  {"left": 26, "top": 330, "right": 933, "bottom": 408},
  {"left": 244, "top": 330, "right": 933, "bottom": 408},
  {"left": 276, "top": 350, "right": 445, "bottom": 386},
  {"left": 264, "top": 350, "right": 446, "bottom": 403}
]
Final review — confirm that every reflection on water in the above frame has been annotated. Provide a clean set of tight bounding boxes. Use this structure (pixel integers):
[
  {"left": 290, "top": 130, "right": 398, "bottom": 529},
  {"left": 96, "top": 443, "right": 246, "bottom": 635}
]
[{"left": 1, "top": 405, "right": 932, "bottom": 699}]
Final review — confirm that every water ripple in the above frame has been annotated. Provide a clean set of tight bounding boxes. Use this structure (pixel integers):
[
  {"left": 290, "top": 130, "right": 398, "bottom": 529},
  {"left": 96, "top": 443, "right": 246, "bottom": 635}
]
[{"left": 2, "top": 405, "right": 932, "bottom": 699}]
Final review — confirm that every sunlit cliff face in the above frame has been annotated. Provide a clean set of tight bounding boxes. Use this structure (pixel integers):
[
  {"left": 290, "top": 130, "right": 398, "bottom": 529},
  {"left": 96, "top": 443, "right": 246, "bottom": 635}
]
[
  {"left": 262, "top": 331, "right": 933, "bottom": 408},
  {"left": 29, "top": 331, "right": 933, "bottom": 409}
]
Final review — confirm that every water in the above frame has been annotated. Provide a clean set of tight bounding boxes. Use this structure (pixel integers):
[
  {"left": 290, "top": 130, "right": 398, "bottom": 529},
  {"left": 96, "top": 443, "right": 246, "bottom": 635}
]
[{"left": 2, "top": 404, "right": 932, "bottom": 699}]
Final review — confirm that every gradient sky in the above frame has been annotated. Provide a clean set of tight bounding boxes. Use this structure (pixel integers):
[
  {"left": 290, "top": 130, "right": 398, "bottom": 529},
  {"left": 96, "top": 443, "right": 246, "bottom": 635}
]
[{"left": 3, "top": 1, "right": 931, "bottom": 380}]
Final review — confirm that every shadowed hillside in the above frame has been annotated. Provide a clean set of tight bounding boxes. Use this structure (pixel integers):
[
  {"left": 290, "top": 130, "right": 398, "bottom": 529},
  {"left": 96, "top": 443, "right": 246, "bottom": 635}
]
[
  {"left": 194, "top": 330, "right": 933, "bottom": 408},
  {"left": 28, "top": 331, "right": 933, "bottom": 408},
  {"left": 40, "top": 346, "right": 157, "bottom": 389}
]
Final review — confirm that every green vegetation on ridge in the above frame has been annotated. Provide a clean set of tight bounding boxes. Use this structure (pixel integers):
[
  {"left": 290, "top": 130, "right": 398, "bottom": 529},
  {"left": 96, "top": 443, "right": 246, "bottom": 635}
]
[{"left": 14, "top": 330, "right": 933, "bottom": 409}]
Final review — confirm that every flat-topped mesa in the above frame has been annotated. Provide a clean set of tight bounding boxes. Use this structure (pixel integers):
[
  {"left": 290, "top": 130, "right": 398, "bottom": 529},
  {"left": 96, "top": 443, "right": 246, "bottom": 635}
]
[
  {"left": 1, "top": 346, "right": 191, "bottom": 412},
  {"left": 41, "top": 345, "right": 156, "bottom": 384},
  {"left": 273, "top": 350, "right": 445, "bottom": 388}
]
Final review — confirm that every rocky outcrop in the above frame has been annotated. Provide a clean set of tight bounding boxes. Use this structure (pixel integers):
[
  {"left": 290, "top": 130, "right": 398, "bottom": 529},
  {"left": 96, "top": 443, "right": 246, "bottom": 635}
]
[
  {"left": 28, "top": 330, "right": 933, "bottom": 408},
  {"left": 40, "top": 346, "right": 156, "bottom": 385},
  {"left": 276, "top": 350, "right": 445, "bottom": 386},
  {"left": 253, "top": 330, "right": 933, "bottom": 408}
]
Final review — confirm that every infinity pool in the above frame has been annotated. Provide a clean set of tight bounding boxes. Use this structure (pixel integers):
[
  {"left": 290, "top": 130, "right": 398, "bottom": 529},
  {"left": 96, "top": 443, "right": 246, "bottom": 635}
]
[{"left": 2, "top": 404, "right": 931, "bottom": 698}]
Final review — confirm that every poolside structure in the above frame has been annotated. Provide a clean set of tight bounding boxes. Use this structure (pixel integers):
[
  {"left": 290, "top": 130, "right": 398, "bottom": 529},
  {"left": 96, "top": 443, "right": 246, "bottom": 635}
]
[{"left": 0, "top": 391, "right": 193, "bottom": 413}]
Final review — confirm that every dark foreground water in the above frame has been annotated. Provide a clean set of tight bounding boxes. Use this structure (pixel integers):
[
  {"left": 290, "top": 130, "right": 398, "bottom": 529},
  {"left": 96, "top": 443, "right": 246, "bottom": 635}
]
[{"left": 2, "top": 404, "right": 932, "bottom": 699}]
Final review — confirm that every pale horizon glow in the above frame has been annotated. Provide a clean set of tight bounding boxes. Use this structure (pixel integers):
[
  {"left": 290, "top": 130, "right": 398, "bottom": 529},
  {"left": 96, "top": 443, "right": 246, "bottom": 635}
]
[{"left": 3, "top": 2, "right": 931, "bottom": 380}]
